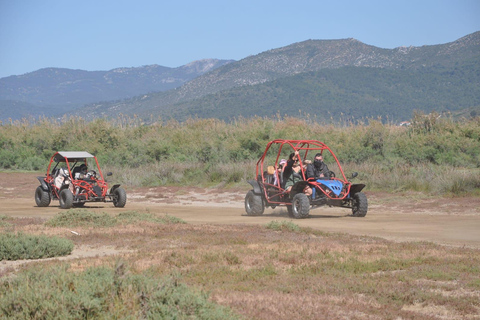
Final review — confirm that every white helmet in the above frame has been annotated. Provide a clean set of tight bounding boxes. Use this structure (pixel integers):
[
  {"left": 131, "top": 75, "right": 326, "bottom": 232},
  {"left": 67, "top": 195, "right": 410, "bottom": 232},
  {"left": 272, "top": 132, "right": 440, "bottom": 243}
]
[{"left": 60, "top": 167, "right": 69, "bottom": 177}]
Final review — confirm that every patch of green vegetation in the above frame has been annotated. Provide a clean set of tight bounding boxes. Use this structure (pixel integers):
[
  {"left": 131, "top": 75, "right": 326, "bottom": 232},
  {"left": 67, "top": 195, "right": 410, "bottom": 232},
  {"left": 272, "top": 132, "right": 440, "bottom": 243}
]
[
  {"left": 45, "top": 209, "right": 117, "bottom": 228},
  {"left": 223, "top": 251, "right": 241, "bottom": 265},
  {"left": 45, "top": 210, "right": 186, "bottom": 228},
  {"left": 266, "top": 220, "right": 301, "bottom": 232},
  {"left": 116, "top": 211, "right": 186, "bottom": 225},
  {"left": 0, "top": 215, "right": 12, "bottom": 229},
  {"left": 0, "top": 261, "right": 242, "bottom": 319},
  {"left": 2, "top": 115, "right": 480, "bottom": 195},
  {"left": 0, "top": 232, "right": 73, "bottom": 260}
]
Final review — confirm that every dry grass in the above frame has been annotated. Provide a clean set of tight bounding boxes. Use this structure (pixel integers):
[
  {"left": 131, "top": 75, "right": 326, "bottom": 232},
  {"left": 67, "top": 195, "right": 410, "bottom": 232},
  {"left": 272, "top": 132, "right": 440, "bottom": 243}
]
[{"left": 2, "top": 213, "right": 480, "bottom": 320}]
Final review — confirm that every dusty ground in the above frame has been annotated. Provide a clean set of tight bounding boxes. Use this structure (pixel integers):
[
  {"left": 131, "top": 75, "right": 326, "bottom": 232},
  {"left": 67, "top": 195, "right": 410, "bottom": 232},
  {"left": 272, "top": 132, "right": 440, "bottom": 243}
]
[
  {"left": 2, "top": 172, "right": 480, "bottom": 319},
  {"left": 2, "top": 172, "right": 479, "bottom": 249}
]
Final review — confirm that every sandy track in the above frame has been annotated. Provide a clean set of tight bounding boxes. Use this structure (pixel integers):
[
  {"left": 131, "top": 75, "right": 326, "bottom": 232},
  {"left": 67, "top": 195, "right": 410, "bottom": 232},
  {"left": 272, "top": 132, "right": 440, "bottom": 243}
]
[{"left": 2, "top": 172, "right": 480, "bottom": 248}]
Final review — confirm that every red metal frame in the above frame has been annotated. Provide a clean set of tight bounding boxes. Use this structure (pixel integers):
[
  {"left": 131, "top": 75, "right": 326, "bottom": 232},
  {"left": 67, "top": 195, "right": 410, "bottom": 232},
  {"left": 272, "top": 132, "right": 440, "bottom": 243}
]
[
  {"left": 44, "top": 152, "right": 109, "bottom": 201},
  {"left": 256, "top": 139, "right": 352, "bottom": 205}
]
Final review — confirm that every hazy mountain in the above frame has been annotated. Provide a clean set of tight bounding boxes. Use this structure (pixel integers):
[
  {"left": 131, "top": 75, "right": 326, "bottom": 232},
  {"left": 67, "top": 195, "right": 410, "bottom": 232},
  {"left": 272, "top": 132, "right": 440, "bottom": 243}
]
[
  {"left": 2, "top": 32, "right": 479, "bottom": 123},
  {"left": 76, "top": 31, "right": 480, "bottom": 122},
  {"left": 0, "top": 59, "right": 234, "bottom": 121}
]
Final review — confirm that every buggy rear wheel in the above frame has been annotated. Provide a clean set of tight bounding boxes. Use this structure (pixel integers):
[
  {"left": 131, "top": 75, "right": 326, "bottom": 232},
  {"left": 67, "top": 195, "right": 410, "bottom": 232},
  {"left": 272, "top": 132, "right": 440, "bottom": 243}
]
[
  {"left": 59, "top": 189, "right": 73, "bottom": 209},
  {"left": 290, "top": 193, "right": 310, "bottom": 219},
  {"left": 113, "top": 187, "right": 127, "bottom": 208},
  {"left": 35, "top": 186, "right": 51, "bottom": 207},
  {"left": 286, "top": 205, "right": 295, "bottom": 218},
  {"left": 352, "top": 192, "right": 368, "bottom": 217},
  {"left": 245, "top": 190, "right": 264, "bottom": 216}
]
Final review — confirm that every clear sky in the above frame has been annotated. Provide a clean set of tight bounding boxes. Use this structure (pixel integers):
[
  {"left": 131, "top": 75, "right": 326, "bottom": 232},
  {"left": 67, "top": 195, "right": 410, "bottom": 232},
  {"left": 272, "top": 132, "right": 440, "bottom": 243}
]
[{"left": 0, "top": 0, "right": 479, "bottom": 79}]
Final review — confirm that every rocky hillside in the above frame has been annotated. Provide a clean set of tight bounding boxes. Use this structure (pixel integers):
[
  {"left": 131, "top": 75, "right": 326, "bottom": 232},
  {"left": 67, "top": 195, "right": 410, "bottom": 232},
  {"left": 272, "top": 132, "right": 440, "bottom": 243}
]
[{"left": 76, "top": 32, "right": 480, "bottom": 122}]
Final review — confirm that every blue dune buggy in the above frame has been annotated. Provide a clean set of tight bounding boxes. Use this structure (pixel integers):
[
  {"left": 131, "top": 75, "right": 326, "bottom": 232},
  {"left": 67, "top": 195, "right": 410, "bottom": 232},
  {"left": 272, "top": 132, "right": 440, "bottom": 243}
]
[{"left": 245, "top": 139, "right": 367, "bottom": 219}]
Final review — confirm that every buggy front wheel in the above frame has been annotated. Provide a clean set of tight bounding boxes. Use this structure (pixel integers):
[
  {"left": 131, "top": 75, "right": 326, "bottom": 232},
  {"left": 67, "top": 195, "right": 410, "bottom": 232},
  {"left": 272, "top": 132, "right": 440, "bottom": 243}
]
[
  {"left": 113, "top": 187, "right": 127, "bottom": 208},
  {"left": 352, "top": 192, "right": 368, "bottom": 217},
  {"left": 290, "top": 193, "right": 310, "bottom": 219},
  {"left": 59, "top": 189, "right": 73, "bottom": 209}
]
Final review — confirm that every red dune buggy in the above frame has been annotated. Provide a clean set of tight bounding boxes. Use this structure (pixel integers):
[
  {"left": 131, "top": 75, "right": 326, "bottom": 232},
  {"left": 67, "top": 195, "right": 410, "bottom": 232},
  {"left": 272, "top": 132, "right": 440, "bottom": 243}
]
[
  {"left": 35, "top": 151, "right": 126, "bottom": 209},
  {"left": 245, "top": 139, "right": 367, "bottom": 219}
]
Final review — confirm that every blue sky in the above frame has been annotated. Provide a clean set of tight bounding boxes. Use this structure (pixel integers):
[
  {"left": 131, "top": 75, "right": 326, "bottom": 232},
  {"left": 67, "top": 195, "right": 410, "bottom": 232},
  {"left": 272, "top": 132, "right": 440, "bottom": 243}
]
[{"left": 0, "top": 0, "right": 479, "bottom": 78}]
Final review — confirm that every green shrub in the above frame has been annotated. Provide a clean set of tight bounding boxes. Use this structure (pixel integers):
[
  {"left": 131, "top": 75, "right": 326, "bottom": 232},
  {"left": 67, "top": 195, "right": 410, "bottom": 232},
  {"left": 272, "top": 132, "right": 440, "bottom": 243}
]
[
  {"left": 116, "top": 211, "right": 186, "bottom": 225},
  {"left": 2, "top": 114, "right": 480, "bottom": 194},
  {"left": 266, "top": 220, "right": 301, "bottom": 232},
  {"left": 45, "top": 209, "right": 186, "bottom": 228},
  {"left": 0, "top": 233, "right": 73, "bottom": 260},
  {"left": 0, "top": 262, "right": 242, "bottom": 319},
  {"left": 45, "top": 209, "right": 117, "bottom": 228},
  {"left": 0, "top": 215, "right": 12, "bottom": 229}
]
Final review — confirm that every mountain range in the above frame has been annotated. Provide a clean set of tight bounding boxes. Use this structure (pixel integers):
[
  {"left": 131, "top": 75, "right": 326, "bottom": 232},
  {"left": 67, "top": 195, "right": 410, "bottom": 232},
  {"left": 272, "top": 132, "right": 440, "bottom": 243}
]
[
  {"left": 1, "top": 31, "right": 479, "bottom": 123},
  {"left": 0, "top": 59, "right": 233, "bottom": 121}
]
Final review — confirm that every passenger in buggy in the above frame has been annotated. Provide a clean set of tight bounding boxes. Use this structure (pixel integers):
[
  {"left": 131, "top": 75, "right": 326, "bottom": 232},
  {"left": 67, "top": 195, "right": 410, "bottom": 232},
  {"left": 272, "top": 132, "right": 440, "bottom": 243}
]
[
  {"left": 282, "top": 151, "right": 300, "bottom": 187},
  {"left": 284, "top": 161, "right": 302, "bottom": 192},
  {"left": 273, "top": 158, "right": 287, "bottom": 187},
  {"left": 54, "top": 167, "right": 74, "bottom": 193},
  {"left": 281, "top": 151, "right": 313, "bottom": 197}
]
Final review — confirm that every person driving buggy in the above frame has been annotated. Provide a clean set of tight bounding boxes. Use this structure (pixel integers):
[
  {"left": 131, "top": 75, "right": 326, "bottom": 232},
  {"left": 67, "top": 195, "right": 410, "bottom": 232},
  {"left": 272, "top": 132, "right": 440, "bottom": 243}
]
[
  {"left": 74, "top": 164, "right": 96, "bottom": 180},
  {"left": 73, "top": 164, "right": 87, "bottom": 179},
  {"left": 306, "top": 153, "right": 331, "bottom": 180}
]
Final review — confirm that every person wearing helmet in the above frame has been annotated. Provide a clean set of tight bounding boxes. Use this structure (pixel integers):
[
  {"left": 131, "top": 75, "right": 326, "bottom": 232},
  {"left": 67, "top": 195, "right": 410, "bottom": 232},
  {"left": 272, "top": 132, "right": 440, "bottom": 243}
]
[
  {"left": 75, "top": 164, "right": 88, "bottom": 179},
  {"left": 306, "top": 153, "right": 330, "bottom": 180}
]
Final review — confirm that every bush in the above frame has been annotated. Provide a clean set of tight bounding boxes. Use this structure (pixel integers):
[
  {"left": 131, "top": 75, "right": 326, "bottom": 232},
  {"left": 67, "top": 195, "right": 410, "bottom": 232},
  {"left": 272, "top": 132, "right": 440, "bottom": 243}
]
[
  {"left": 45, "top": 209, "right": 186, "bottom": 228},
  {"left": 45, "top": 209, "right": 117, "bottom": 228},
  {"left": 0, "top": 215, "right": 12, "bottom": 229},
  {"left": 266, "top": 220, "right": 301, "bottom": 232},
  {"left": 0, "top": 233, "right": 73, "bottom": 260},
  {"left": 0, "top": 262, "right": 241, "bottom": 319},
  {"left": 1, "top": 114, "right": 480, "bottom": 194}
]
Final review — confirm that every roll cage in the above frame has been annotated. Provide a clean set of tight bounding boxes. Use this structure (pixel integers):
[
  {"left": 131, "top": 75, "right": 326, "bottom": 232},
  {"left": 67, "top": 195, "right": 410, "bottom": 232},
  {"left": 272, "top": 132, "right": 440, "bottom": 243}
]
[
  {"left": 35, "top": 151, "right": 127, "bottom": 209},
  {"left": 246, "top": 139, "right": 367, "bottom": 218},
  {"left": 46, "top": 151, "right": 106, "bottom": 186},
  {"left": 41, "top": 151, "right": 111, "bottom": 203},
  {"left": 255, "top": 139, "right": 354, "bottom": 205}
]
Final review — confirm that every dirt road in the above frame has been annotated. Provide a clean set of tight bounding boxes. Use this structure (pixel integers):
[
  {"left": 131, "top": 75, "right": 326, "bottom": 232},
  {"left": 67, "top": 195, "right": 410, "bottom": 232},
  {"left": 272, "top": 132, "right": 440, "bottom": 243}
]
[{"left": 2, "top": 172, "right": 480, "bottom": 248}]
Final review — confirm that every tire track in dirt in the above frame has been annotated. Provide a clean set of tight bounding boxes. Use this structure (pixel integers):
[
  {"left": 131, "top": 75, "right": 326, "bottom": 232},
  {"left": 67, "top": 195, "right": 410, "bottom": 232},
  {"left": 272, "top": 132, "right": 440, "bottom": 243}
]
[{"left": 2, "top": 172, "right": 480, "bottom": 248}]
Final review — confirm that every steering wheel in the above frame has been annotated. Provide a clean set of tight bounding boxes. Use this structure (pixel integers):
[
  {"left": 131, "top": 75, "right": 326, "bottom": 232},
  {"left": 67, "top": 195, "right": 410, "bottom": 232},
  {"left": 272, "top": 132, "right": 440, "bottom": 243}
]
[{"left": 329, "top": 171, "right": 335, "bottom": 178}]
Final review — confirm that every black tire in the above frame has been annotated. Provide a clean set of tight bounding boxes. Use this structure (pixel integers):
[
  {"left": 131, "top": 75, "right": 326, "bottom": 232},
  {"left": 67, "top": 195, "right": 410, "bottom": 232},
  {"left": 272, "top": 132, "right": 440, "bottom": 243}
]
[
  {"left": 352, "top": 192, "right": 368, "bottom": 217},
  {"left": 245, "top": 190, "right": 264, "bottom": 216},
  {"left": 113, "top": 187, "right": 127, "bottom": 208},
  {"left": 35, "top": 186, "right": 51, "bottom": 207},
  {"left": 290, "top": 193, "right": 310, "bottom": 219},
  {"left": 59, "top": 189, "right": 73, "bottom": 209},
  {"left": 286, "top": 205, "right": 294, "bottom": 218}
]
